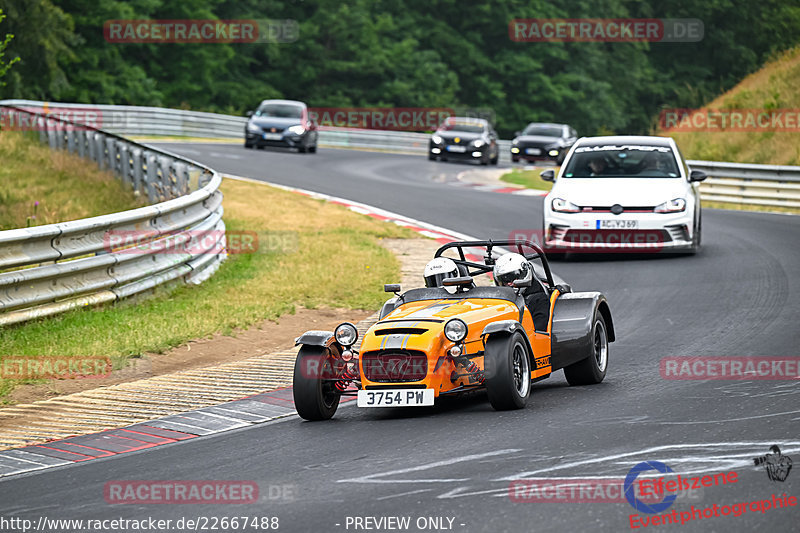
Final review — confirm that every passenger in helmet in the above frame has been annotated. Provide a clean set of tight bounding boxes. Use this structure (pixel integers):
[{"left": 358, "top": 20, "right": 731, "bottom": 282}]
[
  {"left": 423, "top": 257, "right": 459, "bottom": 288},
  {"left": 493, "top": 252, "right": 550, "bottom": 332}
]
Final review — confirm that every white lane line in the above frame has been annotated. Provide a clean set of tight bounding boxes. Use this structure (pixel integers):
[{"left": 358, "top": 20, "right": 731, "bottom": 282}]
[
  {"left": 655, "top": 409, "right": 800, "bottom": 425},
  {"left": 338, "top": 449, "right": 521, "bottom": 484},
  {"left": 376, "top": 488, "right": 433, "bottom": 501}
]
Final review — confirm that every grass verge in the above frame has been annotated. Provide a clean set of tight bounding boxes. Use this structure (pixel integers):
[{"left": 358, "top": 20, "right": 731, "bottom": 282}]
[
  {"left": 0, "top": 178, "right": 416, "bottom": 400},
  {"left": 0, "top": 131, "right": 147, "bottom": 230},
  {"left": 500, "top": 169, "right": 555, "bottom": 192}
]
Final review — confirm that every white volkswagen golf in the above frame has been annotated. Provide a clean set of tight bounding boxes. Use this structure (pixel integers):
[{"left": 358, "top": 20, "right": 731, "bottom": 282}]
[{"left": 541, "top": 136, "right": 707, "bottom": 256}]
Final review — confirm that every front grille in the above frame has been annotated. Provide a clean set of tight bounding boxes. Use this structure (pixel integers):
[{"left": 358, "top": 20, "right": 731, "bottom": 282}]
[{"left": 361, "top": 350, "right": 428, "bottom": 383}]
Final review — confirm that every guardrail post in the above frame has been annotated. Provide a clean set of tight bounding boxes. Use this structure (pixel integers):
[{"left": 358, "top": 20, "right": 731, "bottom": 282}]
[
  {"left": 145, "top": 151, "right": 160, "bottom": 203},
  {"left": 131, "top": 147, "right": 143, "bottom": 194},
  {"left": 95, "top": 133, "right": 106, "bottom": 170},
  {"left": 77, "top": 130, "right": 86, "bottom": 158}
]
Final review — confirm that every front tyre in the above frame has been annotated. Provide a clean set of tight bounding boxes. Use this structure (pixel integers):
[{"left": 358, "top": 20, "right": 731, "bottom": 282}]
[
  {"left": 564, "top": 314, "right": 609, "bottom": 385},
  {"left": 293, "top": 345, "right": 341, "bottom": 420},
  {"left": 485, "top": 332, "right": 531, "bottom": 410}
]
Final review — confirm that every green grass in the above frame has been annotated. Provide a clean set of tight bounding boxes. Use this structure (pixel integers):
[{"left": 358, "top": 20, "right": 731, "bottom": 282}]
[
  {"left": 0, "top": 178, "right": 416, "bottom": 400},
  {"left": 664, "top": 46, "right": 800, "bottom": 166},
  {"left": 500, "top": 169, "right": 555, "bottom": 192},
  {"left": 0, "top": 131, "right": 147, "bottom": 230}
]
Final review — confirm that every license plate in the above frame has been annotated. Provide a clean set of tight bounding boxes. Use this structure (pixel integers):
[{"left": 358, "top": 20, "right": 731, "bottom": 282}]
[
  {"left": 357, "top": 389, "right": 434, "bottom": 407},
  {"left": 526, "top": 148, "right": 542, "bottom": 155},
  {"left": 262, "top": 133, "right": 282, "bottom": 140},
  {"left": 597, "top": 220, "right": 639, "bottom": 229},
  {"left": 446, "top": 145, "right": 466, "bottom": 153}
]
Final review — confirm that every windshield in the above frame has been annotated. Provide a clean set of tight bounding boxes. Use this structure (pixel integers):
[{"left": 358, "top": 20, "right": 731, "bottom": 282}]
[
  {"left": 561, "top": 144, "right": 681, "bottom": 178},
  {"left": 522, "top": 125, "right": 563, "bottom": 137},
  {"left": 255, "top": 103, "right": 304, "bottom": 119}
]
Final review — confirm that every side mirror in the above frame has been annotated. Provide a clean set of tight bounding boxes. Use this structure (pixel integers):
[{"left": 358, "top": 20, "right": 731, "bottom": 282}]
[
  {"left": 245, "top": 110, "right": 254, "bottom": 118},
  {"left": 512, "top": 278, "right": 531, "bottom": 288},
  {"left": 384, "top": 284, "right": 401, "bottom": 294},
  {"left": 540, "top": 169, "right": 555, "bottom": 182},
  {"left": 442, "top": 276, "right": 473, "bottom": 287},
  {"left": 689, "top": 169, "right": 707, "bottom": 182}
]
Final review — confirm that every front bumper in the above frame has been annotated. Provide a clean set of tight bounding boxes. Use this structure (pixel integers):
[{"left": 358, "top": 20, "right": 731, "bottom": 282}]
[
  {"left": 430, "top": 143, "right": 488, "bottom": 160},
  {"left": 511, "top": 145, "right": 560, "bottom": 162},
  {"left": 245, "top": 130, "right": 308, "bottom": 148},
  {"left": 544, "top": 211, "right": 696, "bottom": 252}
]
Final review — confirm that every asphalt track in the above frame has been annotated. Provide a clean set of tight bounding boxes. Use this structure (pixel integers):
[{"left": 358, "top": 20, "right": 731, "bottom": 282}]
[{"left": 1, "top": 144, "right": 798, "bottom": 532}]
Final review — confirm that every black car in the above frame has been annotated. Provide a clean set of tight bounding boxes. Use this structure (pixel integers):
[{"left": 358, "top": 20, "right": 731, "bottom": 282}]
[
  {"left": 244, "top": 99, "right": 318, "bottom": 153},
  {"left": 429, "top": 117, "right": 499, "bottom": 165},
  {"left": 511, "top": 123, "right": 577, "bottom": 164}
]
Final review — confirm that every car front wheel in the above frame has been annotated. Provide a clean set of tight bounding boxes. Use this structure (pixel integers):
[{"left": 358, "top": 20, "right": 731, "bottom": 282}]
[
  {"left": 293, "top": 345, "right": 341, "bottom": 420},
  {"left": 564, "top": 314, "right": 608, "bottom": 385},
  {"left": 485, "top": 332, "right": 531, "bottom": 410}
]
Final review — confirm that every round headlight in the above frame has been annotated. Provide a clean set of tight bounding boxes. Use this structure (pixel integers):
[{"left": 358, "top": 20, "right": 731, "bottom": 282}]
[
  {"left": 444, "top": 319, "right": 468, "bottom": 343},
  {"left": 334, "top": 322, "right": 358, "bottom": 347}
]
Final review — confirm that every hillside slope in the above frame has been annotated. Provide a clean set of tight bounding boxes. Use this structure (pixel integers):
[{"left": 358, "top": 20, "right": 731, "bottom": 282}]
[{"left": 662, "top": 46, "right": 800, "bottom": 165}]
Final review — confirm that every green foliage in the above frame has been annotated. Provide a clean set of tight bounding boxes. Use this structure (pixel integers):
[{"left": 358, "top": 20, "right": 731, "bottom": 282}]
[
  {"left": 0, "top": 9, "right": 20, "bottom": 88},
  {"left": 0, "top": 0, "right": 798, "bottom": 136}
]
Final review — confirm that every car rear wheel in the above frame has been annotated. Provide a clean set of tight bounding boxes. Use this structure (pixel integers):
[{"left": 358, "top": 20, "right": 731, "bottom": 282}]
[
  {"left": 293, "top": 345, "right": 341, "bottom": 420},
  {"left": 564, "top": 314, "right": 608, "bottom": 385},
  {"left": 485, "top": 332, "right": 531, "bottom": 410}
]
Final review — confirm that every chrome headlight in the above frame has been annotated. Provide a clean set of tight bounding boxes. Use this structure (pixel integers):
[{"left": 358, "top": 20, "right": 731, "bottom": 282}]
[
  {"left": 654, "top": 198, "right": 686, "bottom": 213},
  {"left": 472, "top": 139, "right": 486, "bottom": 148},
  {"left": 334, "top": 322, "right": 358, "bottom": 347},
  {"left": 444, "top": 319, "right": 468, "bottom": 343},
  {"left": 246, "top": 123, "right": 261, "bottom": 133},
  {"left": 287, "top": 125, "right": 306, "bottom": 135},
  {"left": 431, "top": 134, "right": 443, "bottom": 144},
  {"left": 552, "top": 198, "right": 580, "bottom": 213}
]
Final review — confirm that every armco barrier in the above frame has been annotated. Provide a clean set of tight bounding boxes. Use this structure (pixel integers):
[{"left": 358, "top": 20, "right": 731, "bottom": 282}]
[
  {"left": 3, "top": 100, "right": 798, "bottom": 209},
  {"left": 0, "top": 104, "right": 226, "bottom": 326}
]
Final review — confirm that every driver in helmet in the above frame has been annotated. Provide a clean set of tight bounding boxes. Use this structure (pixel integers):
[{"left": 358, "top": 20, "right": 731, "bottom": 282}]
[
  {"left": 493, "top": 253, "right": 550, "bottom": 332},
  {"left": 423, "top": 257, "right": 460, "bottom": 288}
]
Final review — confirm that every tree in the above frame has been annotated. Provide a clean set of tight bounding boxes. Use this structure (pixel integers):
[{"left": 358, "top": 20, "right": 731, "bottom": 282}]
[{"left": 0, "top": 8, "right": 20, "bottom": 87}]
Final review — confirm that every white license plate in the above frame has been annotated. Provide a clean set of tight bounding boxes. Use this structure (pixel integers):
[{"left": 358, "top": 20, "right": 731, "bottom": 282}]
[
  {"left": 597, "top": 220, "right": 639, "bottom": 229},
  {"left": 446, "top": 145, "right": 467, "bottom": 153},
  {"left": 357, "top": 389, "right": 434, "bottom": 407},
  {"left": 262, "top": 133, "right": 282, "bottom": 140},
  {"left": 526, "top": 148, "right": 542, "bottom": 155}
]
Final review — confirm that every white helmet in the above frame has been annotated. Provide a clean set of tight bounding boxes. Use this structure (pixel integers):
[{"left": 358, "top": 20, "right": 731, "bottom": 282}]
[
  {"left": 493, "top": 253, "right": 532, "bottom": 287},
  {"left": 424, "top": 257, "right": 459, "bottom": 288}
]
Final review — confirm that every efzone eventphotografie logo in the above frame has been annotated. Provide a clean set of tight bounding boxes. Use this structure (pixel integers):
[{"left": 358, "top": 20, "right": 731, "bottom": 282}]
[
  {"left": 102, "top": 230, "right": 296, "bottom": 255},
  {"left": 660, "top": 108, "right": 800, "bottom": 132},
  {"left": 509, "top": 18, "right": 703, "bottom": 43},
  {"left": 103, "top": 19, "right": 298, "bottom": 44},
  {"left": 660, "top": 356, "right": 800, "bottom": 380},
  {"left": 623, "top": 460, "right": 797, "bottom": 529},
  {"left": 1, "top": 356, "right": 112, "bottom": 380}
]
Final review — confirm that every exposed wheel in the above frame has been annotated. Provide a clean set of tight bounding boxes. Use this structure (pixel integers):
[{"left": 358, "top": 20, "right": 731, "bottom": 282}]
[
  {"left": 564, "top": 314, "right": 608, "bottom": 385},
  {"left": 293, "top": 345, "right": 341, "bottom": 420},
  {"left": 485, "top": 332, "right": 531, "bottom": 410}
]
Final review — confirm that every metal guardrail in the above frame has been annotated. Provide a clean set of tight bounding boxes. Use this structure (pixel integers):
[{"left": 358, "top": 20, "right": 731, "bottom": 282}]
[
  {"left": 3, "top": 100, "right": 798, "bottom": 209},
  {"left": 0, "top": 104, "right": 226, "bottom": 326}
]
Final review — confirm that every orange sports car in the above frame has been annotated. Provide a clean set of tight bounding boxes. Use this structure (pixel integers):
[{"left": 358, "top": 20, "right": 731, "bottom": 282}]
[{"left": 292, "top": 239, "right": 615, "bottom": 420}]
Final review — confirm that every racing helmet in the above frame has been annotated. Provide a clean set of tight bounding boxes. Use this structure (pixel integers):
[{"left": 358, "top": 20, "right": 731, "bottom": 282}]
[
  {"left": 493, "top": 253, "right": 532, "bottom": 287},
  {"left": 423, "top": 257, "right": 459, "bottom": 288}
]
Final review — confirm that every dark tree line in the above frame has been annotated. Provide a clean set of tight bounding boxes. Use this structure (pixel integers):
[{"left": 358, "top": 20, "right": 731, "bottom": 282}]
[{"left": 1, "top": 0, "right": 798, "bottom": 136}]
